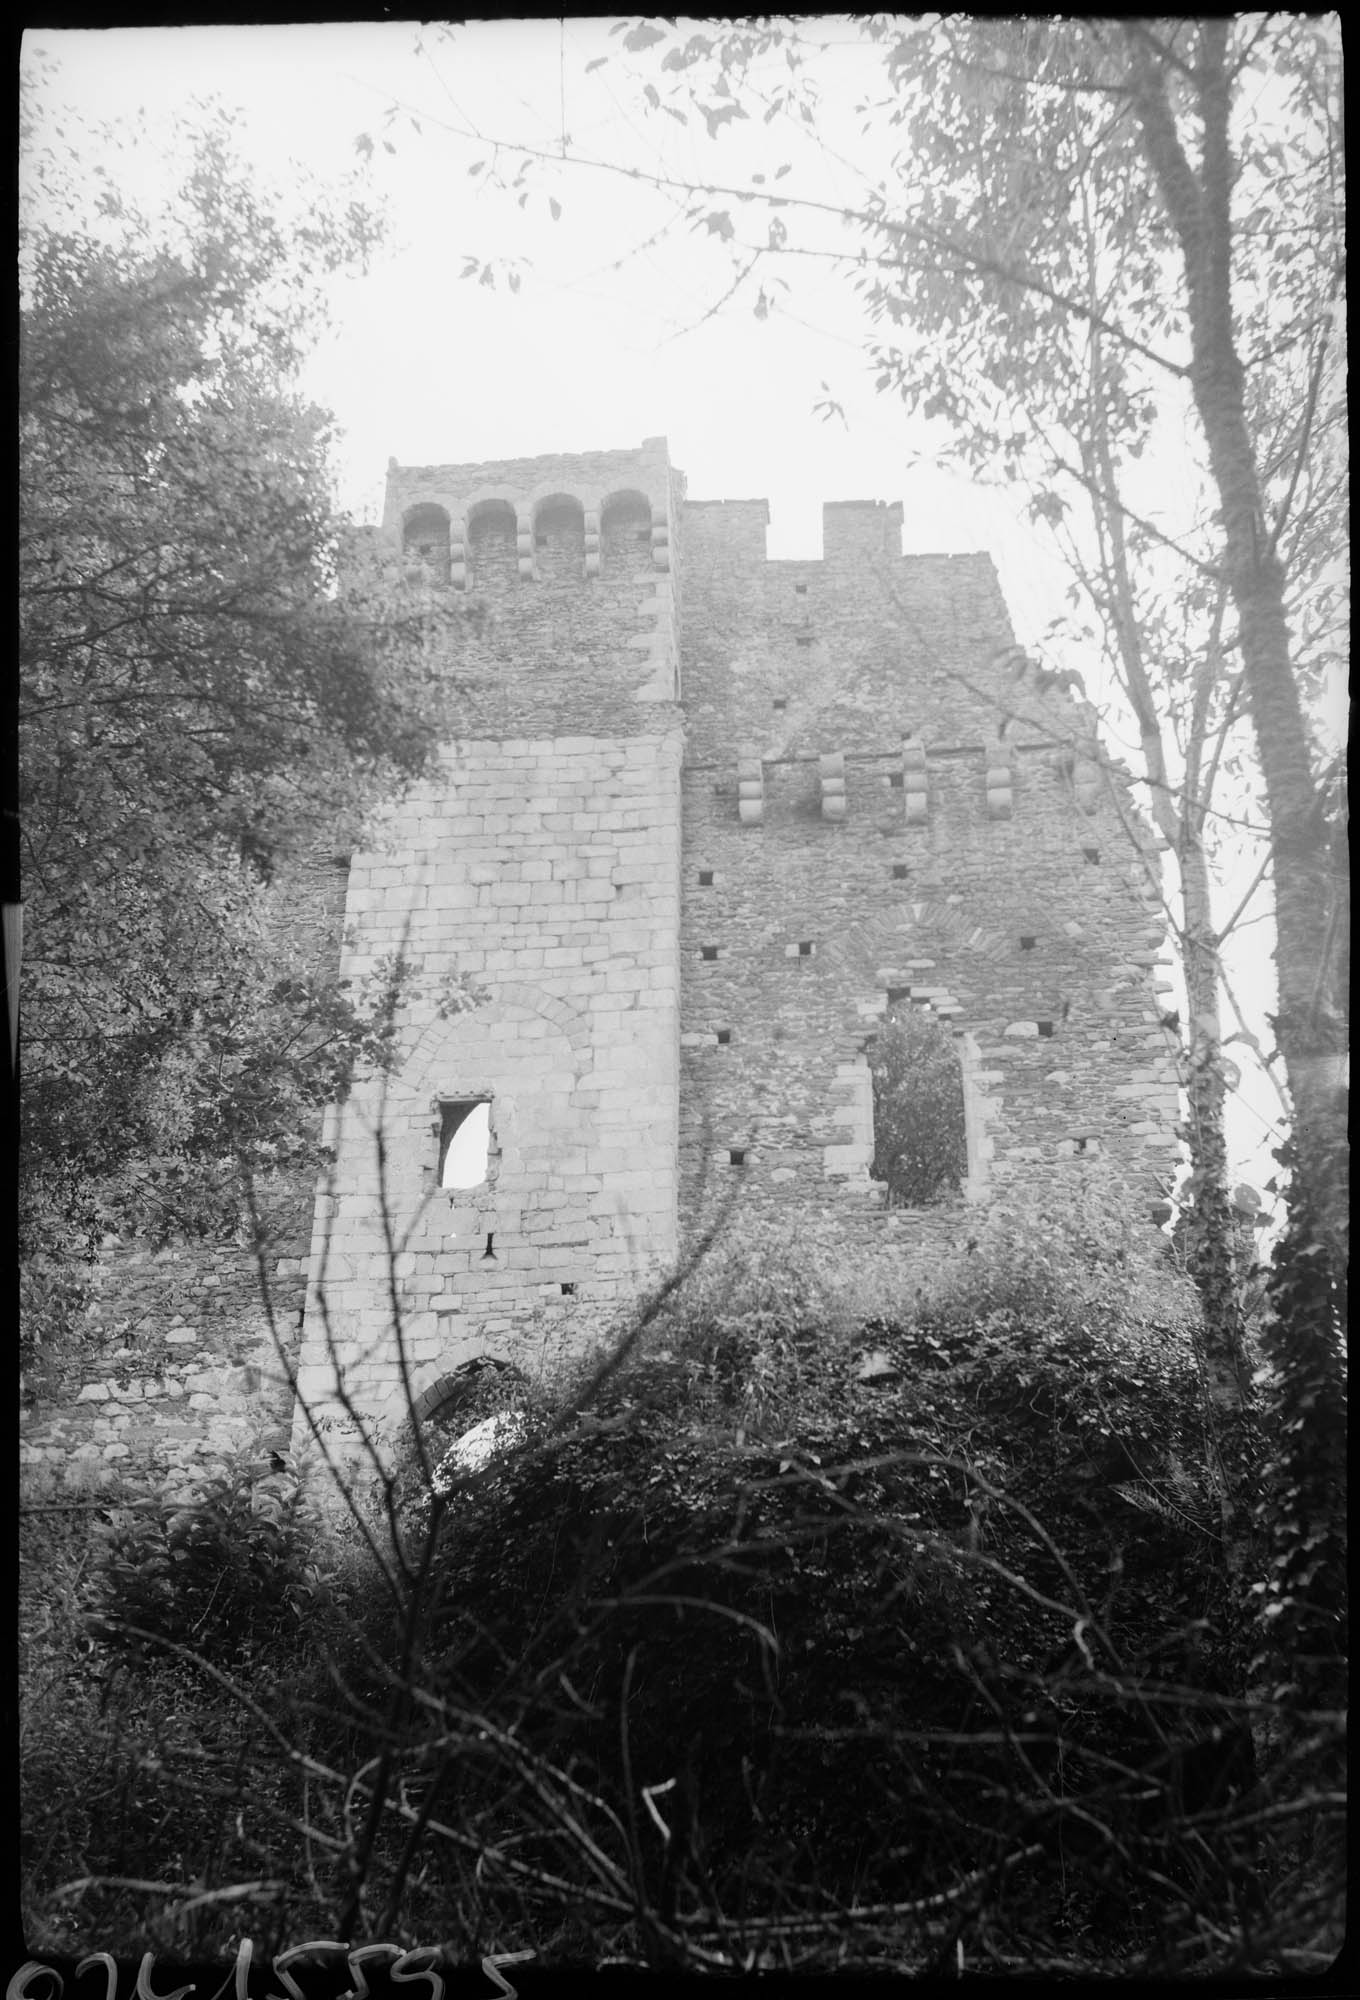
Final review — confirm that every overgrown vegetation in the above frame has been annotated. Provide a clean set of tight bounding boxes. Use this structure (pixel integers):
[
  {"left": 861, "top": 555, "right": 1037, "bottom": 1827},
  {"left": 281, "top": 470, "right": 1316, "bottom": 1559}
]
[
  {"left": 19, "top": 89, "right": 449, "bottom": 1392},
  {"left": 868, "top": 1003, "right": 968, "bottom": 1205},
  {"left": 20, "top": 1192, "right": 1344, "bottom": 1973}
]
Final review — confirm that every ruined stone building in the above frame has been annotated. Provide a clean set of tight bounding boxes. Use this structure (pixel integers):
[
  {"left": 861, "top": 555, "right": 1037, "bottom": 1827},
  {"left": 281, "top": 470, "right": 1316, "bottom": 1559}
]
[{"left": 21, "top": 437, "right": 1183, "bottom": 1491}]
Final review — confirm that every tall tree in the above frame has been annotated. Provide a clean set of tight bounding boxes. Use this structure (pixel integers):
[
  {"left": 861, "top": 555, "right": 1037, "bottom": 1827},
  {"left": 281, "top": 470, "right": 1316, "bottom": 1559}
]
[{"left": 19, "top": 103, "right": 437, "bottom": 1365}]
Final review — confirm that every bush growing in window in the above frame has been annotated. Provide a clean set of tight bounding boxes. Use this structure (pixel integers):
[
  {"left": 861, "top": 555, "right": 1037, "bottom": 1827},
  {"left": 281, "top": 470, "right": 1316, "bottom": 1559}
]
[{"left": 869, "top": 1005, "right": 967, "bottom": 1206}]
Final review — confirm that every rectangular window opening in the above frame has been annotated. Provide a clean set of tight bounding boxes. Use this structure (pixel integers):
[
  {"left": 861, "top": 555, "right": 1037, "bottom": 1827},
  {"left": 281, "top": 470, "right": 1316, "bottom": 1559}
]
[
  {"left": 795, "top": 583, "right": 808, "bottom": 595},
  {"left": 1038, "top": 1020, "right": 1055, "bottom": 1038},
  {"left": 700, "top": 945, "right": 719, "bottom": 962},
  {"left": 560, "top": 1282, "right": 577, "bottom": 1296},
  {"left": 797, "top": 941, "right": 815, "bottom": 957},
  {"left": 729, "top": 1148, "right": 747, "bottom": 1167},
  {"left": 439, "top": 1099, "right": 492, "bottom": 1190},
  {"left": 698, "top": 869, "right": 715, "bottom": 886},
  {"left": 716, "top": 1028, "right": 732, "bottom": 1046},
  {"left": 889, "top": 772, "right": 905, "bottom": 789},
  {"left": 892, "top": 864, "right": 909, "bottom": 880},
  {"left": 1083, "top": 847, "right": 1101, "bottom": 864},
  {"left": 1020, "top": 935, "right": 1036, "bottom": 951},
  {"left": 796, "top": 635, "right": 813, "bottom": 648},
  {"left": 886, "top": 986, "right": 911, "bottom": 1006},
  {"left": 772, "top": 697, "right": 788, "bottom": 711}
]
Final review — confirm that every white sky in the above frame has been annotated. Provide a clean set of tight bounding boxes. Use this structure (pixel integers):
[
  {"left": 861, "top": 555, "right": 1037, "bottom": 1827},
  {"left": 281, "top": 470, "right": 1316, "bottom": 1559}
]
[{"left": 21, "top": 19, "right": 1297, "bottom": 1204}]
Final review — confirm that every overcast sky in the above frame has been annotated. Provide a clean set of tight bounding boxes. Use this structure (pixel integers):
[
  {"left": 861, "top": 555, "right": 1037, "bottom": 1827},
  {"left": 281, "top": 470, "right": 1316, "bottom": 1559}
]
[
  {"left": 21, "top": 23, "right": 1073, "bottom": 595},
  {"left": 22, "top": 19, "right": 1293, "bottom": 1198}
]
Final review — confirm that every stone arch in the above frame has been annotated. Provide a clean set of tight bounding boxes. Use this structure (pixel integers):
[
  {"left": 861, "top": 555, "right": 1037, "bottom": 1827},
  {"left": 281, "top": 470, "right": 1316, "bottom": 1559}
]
[
  {"left": 601, "top": 489, "right": 654, "bottom": 579},
  {"left": 466, "top": 496, "right": 519, "bottom": 592},
  {"left": 532, "top": 492, "right": 587, "bottom": 583},
  {"left": 411, "top": 1354, "right": 526, "bottom": 1428},
  {"left": 401, "top": 502, "right": 451, "bottom": 584},
  {"left": 824, "top": 904, "right": 1012, "bottom": 976},
  {"left": 397, "top": 980, "right": 591, "bottom": 1080}
]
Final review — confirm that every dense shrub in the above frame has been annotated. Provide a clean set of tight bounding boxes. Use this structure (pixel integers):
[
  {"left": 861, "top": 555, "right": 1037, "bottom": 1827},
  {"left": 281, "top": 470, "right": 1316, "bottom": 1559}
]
[
  {"left": 358, "top": 1200, "right": 1275, "bottom": 1966},
  {"left": 85, "top": 1456, "right": 335, "bottom": 1667},
  {"left": 868, "top": 1003, "right": 968, "bottom": 1205},
  {"left": 23, "top": 1192, "right": 1342, "bottom": 1971}
]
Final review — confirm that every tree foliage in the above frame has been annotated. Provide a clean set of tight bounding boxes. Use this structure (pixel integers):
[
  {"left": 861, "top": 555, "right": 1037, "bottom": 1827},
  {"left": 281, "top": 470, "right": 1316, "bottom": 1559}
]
[
  {"left": 868, "top": 1003, "right": 967, "bottom": 1206},
  {"left": 19, "top": 103, "right": 438, "bottom": 1328}
]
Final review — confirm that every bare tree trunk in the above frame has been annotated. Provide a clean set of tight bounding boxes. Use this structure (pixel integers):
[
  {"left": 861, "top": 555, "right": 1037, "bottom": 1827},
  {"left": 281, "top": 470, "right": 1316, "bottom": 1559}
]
[{"left": 1122, "top": 21, "right": 1348, "bottom": 1301}]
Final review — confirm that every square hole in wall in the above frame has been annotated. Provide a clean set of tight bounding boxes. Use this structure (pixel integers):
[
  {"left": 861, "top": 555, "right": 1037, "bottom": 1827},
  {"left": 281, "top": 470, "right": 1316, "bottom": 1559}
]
[
  {"left": 796, "top": 635, "right": 813, "bottom": 648},
  {"left": 535, "top": 533, "right": 547, "bottom": 549},
  {"left": 772, "top": 697, "right": 788, "bottom": 710},
  {"left": 716, "top": 1028, "right": 732, "bottom": 1046},
  {"left": 729, "top": 1148, "right": 747, "bottom": 1167},
  {"left": 797, "top": 940, "right": 815, "bottom": 957},
  {"left": 1038, "top": 1020, "right": 1055, "bottom": 1038},
  {"left": 700, "top": 945, "right": 719, "bottom": 962},
  {"left": 1083, "top": 847, "right": 1101, "bottom": 864},
  {"left": 1020, "top": 935, "right": 1036, "bottom": 951},
  {"left": 795, "top": 583, "right": 808, "bottom": 595},
  {"left": 892, "top": 864, "right": 909, "bottom": 880},
  {"left": 889, "top": 773, "right": 904, "bottom": 789},
  {"left": 886, "top": 985, "right": 911, "bottom": 1006},
  {"left": 560, "top": 1282, "right": 577, "bottom": 1296},
  {"left": 698, "top": 870, "right": 715, "bottom": 886}
]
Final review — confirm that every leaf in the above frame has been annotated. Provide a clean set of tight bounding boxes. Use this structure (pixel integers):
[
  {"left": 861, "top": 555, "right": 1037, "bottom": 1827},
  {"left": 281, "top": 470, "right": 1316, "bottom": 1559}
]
[
  {"left": 623, "top": 23, "right": 668, "bottom": 51},
  {"left": 703, "top": 102, "right": 746, "bottom": 139},
  {"left": 549, "top": 198, "right": 562, "bottom": 222},
  {"left": 585, "top": 56, "right": 608, "bottom": 72},
  {"left": 703, "top": 211, "right": 735, "bottom": 241}
]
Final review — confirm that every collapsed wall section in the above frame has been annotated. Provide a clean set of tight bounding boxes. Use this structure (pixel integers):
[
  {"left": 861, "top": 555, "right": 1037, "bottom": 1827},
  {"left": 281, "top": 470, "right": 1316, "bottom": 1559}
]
[{"left": 290, "top": 729, "right": 683, "bottom": 1479}]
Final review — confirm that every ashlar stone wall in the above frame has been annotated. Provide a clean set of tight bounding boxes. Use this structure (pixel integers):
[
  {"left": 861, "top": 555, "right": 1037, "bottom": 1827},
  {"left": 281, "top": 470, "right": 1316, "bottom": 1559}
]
[
  {"left": 21, "top": 439, "right": 1184, "bottom": 1496},
  {"left": 289, "top": 729, "right": 683, "bottom": 1479}
]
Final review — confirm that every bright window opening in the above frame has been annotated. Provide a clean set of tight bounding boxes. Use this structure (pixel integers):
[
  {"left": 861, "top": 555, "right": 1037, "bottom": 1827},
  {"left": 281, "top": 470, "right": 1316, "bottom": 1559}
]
[{"left": 439, "top": 1099, "right": 492, "bottom": 1190}]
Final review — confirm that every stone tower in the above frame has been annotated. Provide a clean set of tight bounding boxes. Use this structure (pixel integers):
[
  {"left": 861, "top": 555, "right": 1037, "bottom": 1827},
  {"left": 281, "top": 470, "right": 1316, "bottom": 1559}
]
[{"left": 290, "top": 437, "right": 1181, "bottom": 1474}]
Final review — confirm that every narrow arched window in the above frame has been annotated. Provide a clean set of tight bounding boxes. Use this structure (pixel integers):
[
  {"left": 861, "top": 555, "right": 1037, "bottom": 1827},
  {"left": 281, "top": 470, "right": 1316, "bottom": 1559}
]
[
  {"left": 402, "top": 503, "right": 451, "bottom": 584},
  {"left": 466, "top": 499, "right": 518, "bottom": 594},
  {"left": 867, "top": 1006, "right": 967, "bottom": 1207},
  {"left": 601, "top": 490, "right": 653, "bottom": 579},
  {"left": 533, "top": 494, "right": 586, "bottom": 583}
]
